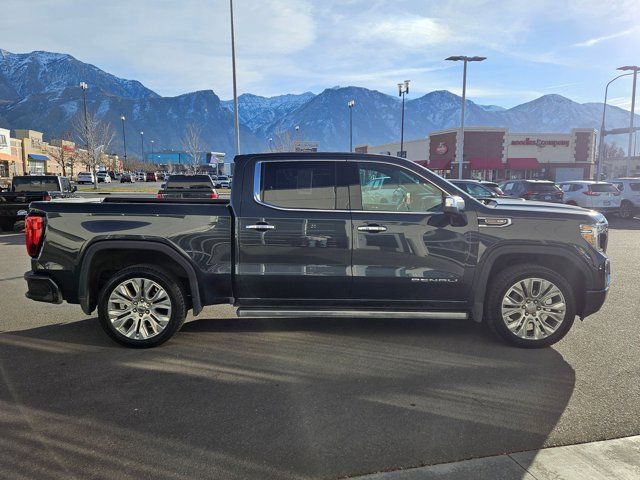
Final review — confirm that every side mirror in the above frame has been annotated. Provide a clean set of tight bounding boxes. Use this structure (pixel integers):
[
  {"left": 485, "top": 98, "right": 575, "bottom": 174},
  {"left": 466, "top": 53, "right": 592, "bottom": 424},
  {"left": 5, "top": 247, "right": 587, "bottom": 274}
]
[
  {"left": 71, "top": 185, "right": 77, "bottom": 192},
  {"left": 443, "top": 195, "right": 465, "bottom": 215},
  {"left": 160, "top": 183, "right": 166, "bottom": 189}
]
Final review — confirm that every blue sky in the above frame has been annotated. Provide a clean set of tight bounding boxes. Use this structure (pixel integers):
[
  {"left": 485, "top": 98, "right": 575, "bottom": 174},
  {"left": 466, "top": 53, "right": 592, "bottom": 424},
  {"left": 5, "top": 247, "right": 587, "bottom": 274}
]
[{"left": 1, "top": 0, "right": 639, "bottom": 109}]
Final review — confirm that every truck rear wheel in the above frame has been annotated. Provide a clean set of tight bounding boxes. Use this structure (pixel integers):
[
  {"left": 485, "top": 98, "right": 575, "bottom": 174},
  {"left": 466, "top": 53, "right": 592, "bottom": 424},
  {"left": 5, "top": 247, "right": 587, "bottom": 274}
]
[
  {"left": 485, "top": 264, "right": 575, "bottom": 348},
  {"left": 97, "top": 264, "right": 187, "bottom": 348}
]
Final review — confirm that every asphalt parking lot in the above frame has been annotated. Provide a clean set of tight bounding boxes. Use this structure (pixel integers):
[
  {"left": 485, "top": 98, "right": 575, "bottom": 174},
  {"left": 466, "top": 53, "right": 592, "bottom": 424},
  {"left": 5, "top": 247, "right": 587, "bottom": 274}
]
[{"left": 0, "top": 218, "right": 639, "bottom": 480}]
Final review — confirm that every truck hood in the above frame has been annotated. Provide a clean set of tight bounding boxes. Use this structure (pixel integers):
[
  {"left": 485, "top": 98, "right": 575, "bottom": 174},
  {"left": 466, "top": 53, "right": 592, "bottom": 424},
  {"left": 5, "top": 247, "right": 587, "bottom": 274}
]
[{"left": 483, "top": 198, "right": 605, "bottom": 220}]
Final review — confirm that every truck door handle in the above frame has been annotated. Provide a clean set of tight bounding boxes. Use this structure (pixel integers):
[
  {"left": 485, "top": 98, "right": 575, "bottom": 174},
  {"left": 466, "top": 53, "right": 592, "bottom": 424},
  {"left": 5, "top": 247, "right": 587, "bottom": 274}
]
[
  {"left": 246, "top": 223, "right": 275, "bottom": 231},
  {"left": 357, "top": 224, "right": 387, "bottom": 233}
]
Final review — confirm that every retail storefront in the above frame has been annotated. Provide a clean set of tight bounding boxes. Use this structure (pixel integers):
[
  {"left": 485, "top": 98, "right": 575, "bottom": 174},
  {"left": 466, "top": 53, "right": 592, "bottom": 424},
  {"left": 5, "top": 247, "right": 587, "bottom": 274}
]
[
  {"left": 27, "top": 153, "right": 49, "bottom": 174},
  {"left": 427, "top": 127, "right": 596, "bottom": 181}
]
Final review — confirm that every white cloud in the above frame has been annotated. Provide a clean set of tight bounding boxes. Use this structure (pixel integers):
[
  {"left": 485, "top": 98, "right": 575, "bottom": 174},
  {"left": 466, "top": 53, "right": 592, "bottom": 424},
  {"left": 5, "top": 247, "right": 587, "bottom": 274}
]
[
  {"left": 573, "top": 27, "right": 639, "bottom": 47},
  {"left": 355, "top": 16, "right": 454, "bottom": 49}
]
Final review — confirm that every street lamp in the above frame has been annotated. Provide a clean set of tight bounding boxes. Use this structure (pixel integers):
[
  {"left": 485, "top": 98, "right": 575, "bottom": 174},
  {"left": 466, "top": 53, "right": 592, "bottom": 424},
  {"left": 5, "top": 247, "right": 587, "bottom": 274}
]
[
  {"left": 398, "top": 80, "right": 410, "bottom": 157},
  {"left": 230, "top": 0, "right": 240, "bottom": 155},
  {"left": 617, "top": 66, "right": 639, "bottom": 176},
  {"left": 120, "top": 115, "right": 127, "bottom": 165},
  {"left": 140, "top": 131, "right": 144, "bottom": 162},
  {"left": 596, "top": 72, "right": 633, "bottom": 180},
  {"left": 446, "top": 55, "right": 486, "bottom": 179},
  {"left": 79, "top": 82, "right": 96, "bottom": 188},
  {"left": 348, "top": 100, "right": 355, "bottom": 152},
  {"left": 151, "top": 139, "right": 155, "bottom": 158}
]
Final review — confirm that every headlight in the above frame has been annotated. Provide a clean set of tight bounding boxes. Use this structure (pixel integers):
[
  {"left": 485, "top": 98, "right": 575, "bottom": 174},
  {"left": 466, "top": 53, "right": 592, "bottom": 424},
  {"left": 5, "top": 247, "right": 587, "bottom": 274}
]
[{"left": 580, "top": 220, "right": 608, "bottom": 252}]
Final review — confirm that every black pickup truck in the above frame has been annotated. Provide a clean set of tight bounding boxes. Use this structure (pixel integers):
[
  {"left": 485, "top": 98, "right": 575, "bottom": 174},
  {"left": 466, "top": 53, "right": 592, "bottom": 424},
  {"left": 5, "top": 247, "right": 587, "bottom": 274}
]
[
  {"left": 23, "top": 153, "right": 610, "bottom": 348},
  {"left": 156, "top": 174, "right": 219, "bottom": 199},
  {"left": 0, "top": 175, "right": 77, "bottom": 231}
]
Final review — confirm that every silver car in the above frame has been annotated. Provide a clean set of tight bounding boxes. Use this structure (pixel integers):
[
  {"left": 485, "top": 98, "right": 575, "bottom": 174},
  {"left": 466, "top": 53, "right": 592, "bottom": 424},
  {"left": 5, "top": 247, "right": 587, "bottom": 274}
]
[{"left": 611, "top": 178, "right": 640, "bottom": 218}]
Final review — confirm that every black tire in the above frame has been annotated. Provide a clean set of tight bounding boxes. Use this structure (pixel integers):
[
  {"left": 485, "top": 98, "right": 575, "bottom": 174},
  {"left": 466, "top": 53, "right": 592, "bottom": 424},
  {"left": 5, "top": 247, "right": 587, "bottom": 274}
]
[
  {"left": 97, "top": 264, "right": 187, "bottom": 348},
  {"left": 485, "top": 264, "right": 576, "bottom": 348},
  {"left": 619, "top": 200, "right": 634, "bottom": 219}
]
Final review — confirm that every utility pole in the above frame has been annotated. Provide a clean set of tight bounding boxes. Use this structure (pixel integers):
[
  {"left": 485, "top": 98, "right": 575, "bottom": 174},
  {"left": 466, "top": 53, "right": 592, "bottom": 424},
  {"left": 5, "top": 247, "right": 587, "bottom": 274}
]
[
  {"left": 398, "top": 80, "right": 410, "bottom": 157},
  {"left": 348, "top": 100, "right": 355, "bottom": 152},
  {"left": 79, "top": 82, "right": 96, "bottom": 189},
  {"left": 120, "top": 115, "right": 127, "bottom": 167},
  {"left": 446, "top": 56, "right": 486, "bottom": 179},
  {"left": 230, "top": 0, "right": 240, "bottom": 155}
]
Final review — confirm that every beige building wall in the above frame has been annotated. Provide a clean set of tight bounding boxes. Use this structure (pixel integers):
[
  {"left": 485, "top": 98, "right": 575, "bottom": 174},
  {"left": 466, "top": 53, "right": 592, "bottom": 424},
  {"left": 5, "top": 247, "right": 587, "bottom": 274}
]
[{"left": 362, "top": 138, "right": 429, "bottom": 161}]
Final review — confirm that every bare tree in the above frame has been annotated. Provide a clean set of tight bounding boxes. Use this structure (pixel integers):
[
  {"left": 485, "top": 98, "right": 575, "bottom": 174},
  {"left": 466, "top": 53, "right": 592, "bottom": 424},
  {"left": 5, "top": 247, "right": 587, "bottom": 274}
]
[
  {"left": 269, "top": 129, "right": 295, "bottom": 152},
  {"left": 181, "top": 124, "right": 205, "bottom": 174},
  {"left": 73, "top": 111, "right": 115, "bottom": 189},
  {"left": 47, "top": 132, "right": 77, "bottom": 177}
]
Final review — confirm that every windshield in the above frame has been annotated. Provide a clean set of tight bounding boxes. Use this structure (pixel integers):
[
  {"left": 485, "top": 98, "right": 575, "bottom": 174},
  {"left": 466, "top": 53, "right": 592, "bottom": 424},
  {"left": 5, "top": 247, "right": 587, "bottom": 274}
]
[
  {"left": 528, "top": 183, "right": 559, "bottom": 192},
  {"left": 590, "top": 184, "right": 618, "bottom": 193},
  {"left": 165, "top": 176, "right": 214, "bottom": 190},
  {"left": 11, "top": 177, "right": 59, "bottom": 192}
]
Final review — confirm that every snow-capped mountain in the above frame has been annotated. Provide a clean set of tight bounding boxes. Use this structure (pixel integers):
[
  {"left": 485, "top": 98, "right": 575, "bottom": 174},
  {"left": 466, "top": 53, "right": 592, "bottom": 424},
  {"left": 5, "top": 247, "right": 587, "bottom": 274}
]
[
  {"left": 0, "top": 48, "right": 638, "bottom": 156},
  {"left": 221, "top": 92, "right": 315, "bottom": 132},
  {"left": 0, "top": 49, "right": 157, "bottom": 101}
]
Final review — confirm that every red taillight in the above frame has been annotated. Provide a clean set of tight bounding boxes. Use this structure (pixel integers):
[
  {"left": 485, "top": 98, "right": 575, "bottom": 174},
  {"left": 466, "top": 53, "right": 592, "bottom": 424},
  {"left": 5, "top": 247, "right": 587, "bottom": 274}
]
[
  {"left": 43, "top": 195, "right": 52, "bottom": 201},
  {"left": 156, "top": 193, "right": 163, "bottom": 199},
  {"left": 210, "top": 192, "right": 219, "bottom": 199},
  {"left": 25, "top": 215, "right": 45, "bottom": 258},
  {"left": 583, "top": 190, "right": 598, "bottom": 196}
]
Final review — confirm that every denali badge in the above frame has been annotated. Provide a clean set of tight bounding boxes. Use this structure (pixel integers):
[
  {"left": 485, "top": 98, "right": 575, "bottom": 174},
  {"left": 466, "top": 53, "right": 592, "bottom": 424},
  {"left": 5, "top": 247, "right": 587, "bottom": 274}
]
[{"left": 411, "top": 278, "right": 459, "bottom": 283}]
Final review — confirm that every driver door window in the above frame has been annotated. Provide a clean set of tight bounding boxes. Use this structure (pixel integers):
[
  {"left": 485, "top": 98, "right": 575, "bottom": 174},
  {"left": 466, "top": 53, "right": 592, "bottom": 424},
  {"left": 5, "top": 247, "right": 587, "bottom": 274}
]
[{"left": 358, "top": 163, "right": 443, "bottom": 212}]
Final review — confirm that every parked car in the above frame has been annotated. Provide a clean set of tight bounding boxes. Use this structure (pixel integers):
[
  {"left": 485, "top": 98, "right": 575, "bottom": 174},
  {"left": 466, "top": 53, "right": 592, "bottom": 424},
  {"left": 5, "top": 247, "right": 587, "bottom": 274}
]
[
  {"left": 146, "top": 172, "right": 158, "bottom": 182},
  {"left": 156, "top": 174, "right": 219, "bottom": 199},
  {"left": 611, "top": 178, "right": 640, "bottom": 218},
  {"left": 214, "top": 175, "right": 231, "bottom": 189},
  {"left": 77, "top": 172, "right": 95, "bottom": 184},
  {"left": 24, "top": 153, "right": 610, "bottom": 350},
  {"left": 450, "top": 179, "right": 503, "bottom": 200},
  {"left": 136, "top": 172, "right": 146, "bottom": 182},
  {"left": 499, "top": 180, "right": 564, "bottom": 203},
  {"left": 0, "top": 175, "right": 76, "bottom": 231},
  {"left": 558, "top": 181, "right": 621, "bottom": 214},
  {"left": 481, "top": 181, "right": 506, "bottom": 197},
  {"left": 120, "top": 173, "right": 136, "bottom": 183},
  {"left": 96, "top": 172, "right": 112, "bottom": 183}
]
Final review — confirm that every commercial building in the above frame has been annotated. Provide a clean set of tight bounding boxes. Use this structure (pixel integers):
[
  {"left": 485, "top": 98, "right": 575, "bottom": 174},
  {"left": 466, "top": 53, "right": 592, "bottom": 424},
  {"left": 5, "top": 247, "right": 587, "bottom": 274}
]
[
  {"left": 0, "top": 127, "right": 24, "bottom": 184},
  {"left": 359, "top": 127, "right": 597, "bottom": 182}
]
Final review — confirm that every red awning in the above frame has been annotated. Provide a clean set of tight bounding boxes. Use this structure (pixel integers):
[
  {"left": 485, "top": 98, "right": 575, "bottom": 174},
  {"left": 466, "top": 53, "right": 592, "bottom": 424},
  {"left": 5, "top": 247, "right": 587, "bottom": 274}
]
[
  {"left": 428, "top": 158, "right": 452, "bottom": 170},
  {"left": 469, "top": 157, "right": 504, "bottom": 169},
  {"left": 507, "top": 158, "right": 541, "bottom": 169}
]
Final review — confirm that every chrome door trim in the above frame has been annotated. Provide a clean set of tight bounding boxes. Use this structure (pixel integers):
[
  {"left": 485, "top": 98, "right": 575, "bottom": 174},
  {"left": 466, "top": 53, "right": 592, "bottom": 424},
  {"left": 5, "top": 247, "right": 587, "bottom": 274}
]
[
  {"left": 245, "top": 224, "right": 276, "bottom": 231},
  {"left": 357, "top": 225, "right": 388, "bottom": 232},
  {"left": 477, "top": 217, "right": 512, "bottom": 228},
  {"left": 237, "top": 309, "right": 468, "bottom": 320}
]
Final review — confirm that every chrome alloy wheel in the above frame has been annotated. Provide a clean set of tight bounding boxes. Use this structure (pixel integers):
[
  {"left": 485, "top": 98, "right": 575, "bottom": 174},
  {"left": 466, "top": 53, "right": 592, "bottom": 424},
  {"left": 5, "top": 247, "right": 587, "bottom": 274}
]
[
  {"left": 107, "top": 278, "right": 172, "bottom": 340},
  {"left": 501, "top": 277, "right": 566, "bottom": 340}
]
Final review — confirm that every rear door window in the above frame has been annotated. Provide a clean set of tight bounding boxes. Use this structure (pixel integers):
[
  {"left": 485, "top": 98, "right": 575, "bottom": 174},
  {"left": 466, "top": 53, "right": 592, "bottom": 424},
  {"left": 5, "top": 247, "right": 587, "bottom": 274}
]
[
  {"left": 628, "top": 183, "right": 640, "bottom": 192},
  {"left": 528, "top": 183, "right": 559, "bottom": 192},
  {"left": 12, "top": 177, "right": 59, "bottom": 192},
  {"left": 590, "top": 184, "right": 618, "bottom": 193},
  {"left": 259, "top": 161, "right": 337, "bottom": 210}
]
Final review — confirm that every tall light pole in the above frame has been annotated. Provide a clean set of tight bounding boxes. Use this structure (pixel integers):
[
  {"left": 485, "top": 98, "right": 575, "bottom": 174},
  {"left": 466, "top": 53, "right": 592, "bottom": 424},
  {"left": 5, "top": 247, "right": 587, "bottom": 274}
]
[
  {"left": 151, "top": 139, "right": 155, "bottom": 158},
  {"left": 617, "top": 66, "right": 639, "bottom": 176},
  {"left": 79, "top": 82, "right": 96, "bottom": 189},
  {"left": 230, "top": 0, "right": 240, "bottom": 155},
  {"left": 140, "top": 131, "right": 144, "bottom": 162},
  {"left": 398, "top": 80, "right": 410, "bottom": 157},
  {"left": 446, "top": 56, "right": 486, "bottom": 179},
  {"left": 596, "top": 72, "right": 633, "bottom": 180},
  {"left": 120, "top": 115, "right": 127, "bottom": 167},
  {"left": 348, "top": 100, "right": 355, "bottom": 152}
]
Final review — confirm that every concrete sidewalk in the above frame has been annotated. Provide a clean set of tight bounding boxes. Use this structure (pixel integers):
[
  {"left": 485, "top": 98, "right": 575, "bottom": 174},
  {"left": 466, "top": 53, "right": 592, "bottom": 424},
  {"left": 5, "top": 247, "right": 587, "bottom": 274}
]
[{"left": 351, "top": 435, "right": 640, "bottom": 480}]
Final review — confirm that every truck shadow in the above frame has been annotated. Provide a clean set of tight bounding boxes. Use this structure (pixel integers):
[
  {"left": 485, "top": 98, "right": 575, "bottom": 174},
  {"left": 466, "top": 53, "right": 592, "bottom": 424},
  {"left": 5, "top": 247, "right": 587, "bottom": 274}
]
[
  {"left": 607, "top": 216, "right": 640, "bottom": 230},
  {"left": 0, "top": 232, "right": 24, "bottom": 246},
  {"left": 0, "top": 316, "right": 574, "bottom": 480}
]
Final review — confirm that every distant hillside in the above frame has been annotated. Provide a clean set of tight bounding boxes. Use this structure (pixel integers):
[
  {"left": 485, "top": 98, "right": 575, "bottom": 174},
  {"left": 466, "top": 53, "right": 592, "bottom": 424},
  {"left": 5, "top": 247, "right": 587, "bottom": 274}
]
[{"left": 0, "top": 49, "right": 638, "bottom": 156}]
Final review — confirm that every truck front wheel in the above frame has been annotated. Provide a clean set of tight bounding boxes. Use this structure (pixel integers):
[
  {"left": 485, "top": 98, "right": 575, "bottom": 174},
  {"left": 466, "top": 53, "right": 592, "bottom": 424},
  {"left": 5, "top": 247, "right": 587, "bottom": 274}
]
[
  {"left": 97, "top": 265, "right": 187, "bottom": 348},
  {"left": 485, "top": 264, "right": 575, "bottom": 348}
]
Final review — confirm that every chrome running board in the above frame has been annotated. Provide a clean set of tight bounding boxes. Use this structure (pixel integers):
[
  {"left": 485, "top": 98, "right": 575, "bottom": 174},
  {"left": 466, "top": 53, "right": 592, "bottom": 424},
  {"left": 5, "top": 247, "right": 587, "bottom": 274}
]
[{"left": 236, "top": 309, "right": 468, "bottom": 320}]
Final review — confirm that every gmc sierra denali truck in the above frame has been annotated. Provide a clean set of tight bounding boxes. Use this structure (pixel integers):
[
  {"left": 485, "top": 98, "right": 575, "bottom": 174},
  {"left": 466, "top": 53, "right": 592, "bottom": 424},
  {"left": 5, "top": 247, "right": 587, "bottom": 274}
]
[{"left": 23, "top": 153, "right": 611, "bottom": 348}]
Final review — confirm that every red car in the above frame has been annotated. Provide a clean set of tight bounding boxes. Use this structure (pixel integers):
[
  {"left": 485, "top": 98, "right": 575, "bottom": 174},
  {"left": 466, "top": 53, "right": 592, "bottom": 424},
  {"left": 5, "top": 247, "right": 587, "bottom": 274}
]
[{"left": 145, "top": 172, "right": 158, "bottom": 182}]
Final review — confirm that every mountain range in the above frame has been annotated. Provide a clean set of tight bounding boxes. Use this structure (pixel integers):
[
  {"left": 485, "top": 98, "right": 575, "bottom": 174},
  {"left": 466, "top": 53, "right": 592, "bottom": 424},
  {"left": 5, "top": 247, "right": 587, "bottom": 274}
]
[{"left": 0, "top": 49, "right": 638, "bottom": 157}]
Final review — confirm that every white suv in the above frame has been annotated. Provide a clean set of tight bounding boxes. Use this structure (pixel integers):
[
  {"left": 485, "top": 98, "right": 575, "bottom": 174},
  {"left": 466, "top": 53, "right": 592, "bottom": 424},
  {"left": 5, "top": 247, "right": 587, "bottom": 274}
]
[
  {"left": 558, "top": 181, "right": 621, "bottom": 214},
  {"left": 76, "top": 172, "right": 95, "bottom": 184},
  {"left": 96, "top": 172, "right": 112, "bottom": 183},
  {"left": 611, "top": 178, "right": 640, "bottom": 219}
]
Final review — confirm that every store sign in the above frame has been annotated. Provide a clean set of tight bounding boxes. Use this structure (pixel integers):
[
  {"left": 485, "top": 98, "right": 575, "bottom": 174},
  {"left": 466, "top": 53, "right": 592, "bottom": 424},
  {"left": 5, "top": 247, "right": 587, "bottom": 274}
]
[
  {"left": 511, "top": 138, "right": 569, "bottom": 147},
  {"left": 435, "top": 142, "right": 449, "bottom": 155}
]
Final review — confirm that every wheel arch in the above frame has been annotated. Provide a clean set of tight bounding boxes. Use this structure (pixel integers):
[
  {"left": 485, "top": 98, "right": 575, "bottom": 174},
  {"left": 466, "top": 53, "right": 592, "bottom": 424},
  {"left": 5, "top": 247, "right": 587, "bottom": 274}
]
[
  {"left": 78, "top": 240, "right": 203, "bottom": 316},
  {"left": 472, "top": 245, "right": 592, "bottom": 323}
]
